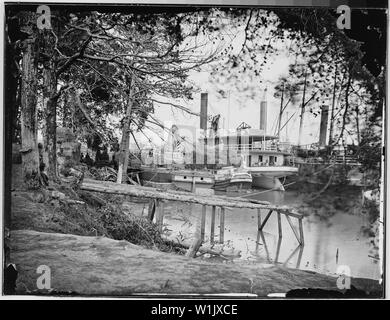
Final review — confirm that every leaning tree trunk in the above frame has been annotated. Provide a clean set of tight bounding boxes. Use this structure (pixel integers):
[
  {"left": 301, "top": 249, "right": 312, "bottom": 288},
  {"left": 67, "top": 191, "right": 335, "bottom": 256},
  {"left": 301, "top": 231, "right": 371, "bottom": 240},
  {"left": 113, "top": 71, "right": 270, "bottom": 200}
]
[
  {"left": 20, "top": 37, "right": 40, "bottom": 186},
  {"left": 42, "top": 30, "right": 59, "bottom": 182},
  {"left": 117, "top": 79, "right": 134, "bottom": 184},
  {"left": 4, "top": 24, "right": 20, "bottom": 228}
]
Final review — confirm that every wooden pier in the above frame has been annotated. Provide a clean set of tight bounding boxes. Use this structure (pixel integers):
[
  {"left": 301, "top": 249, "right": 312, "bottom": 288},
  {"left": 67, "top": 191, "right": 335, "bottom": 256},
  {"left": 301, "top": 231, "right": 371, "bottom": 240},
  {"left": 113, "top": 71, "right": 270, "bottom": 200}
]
[{"left": 81, "top": 179, "right": 305, "bottom": 255}]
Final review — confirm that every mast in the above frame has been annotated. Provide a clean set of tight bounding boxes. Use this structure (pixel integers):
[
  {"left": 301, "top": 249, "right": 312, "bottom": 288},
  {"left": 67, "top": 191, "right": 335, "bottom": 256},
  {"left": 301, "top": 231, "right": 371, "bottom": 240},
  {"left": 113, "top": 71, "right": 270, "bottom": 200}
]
[
  {"left": 297, "top": 70, "right": 307, "bottom": 147},
  {"left": 277, "top": 82, "right": 285, "bottom": 139}
]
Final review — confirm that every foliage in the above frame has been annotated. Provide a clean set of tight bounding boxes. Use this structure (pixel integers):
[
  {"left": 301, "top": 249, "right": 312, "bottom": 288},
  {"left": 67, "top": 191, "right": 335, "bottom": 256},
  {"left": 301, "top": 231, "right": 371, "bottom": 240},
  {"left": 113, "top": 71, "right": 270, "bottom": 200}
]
[
  {"left": 94, "top": 204, "right": 184, "bottom": 253},
  {"left": 207, "top": 7, "right": 384, "bottom": 153}
]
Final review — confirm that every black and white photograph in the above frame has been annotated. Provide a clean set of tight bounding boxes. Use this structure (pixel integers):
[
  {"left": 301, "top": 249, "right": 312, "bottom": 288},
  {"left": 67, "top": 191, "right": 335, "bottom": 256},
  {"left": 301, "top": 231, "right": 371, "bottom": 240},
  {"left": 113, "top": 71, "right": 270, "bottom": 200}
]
[{"left": 1, "top": 0, "right": 388, "bottom": 301}]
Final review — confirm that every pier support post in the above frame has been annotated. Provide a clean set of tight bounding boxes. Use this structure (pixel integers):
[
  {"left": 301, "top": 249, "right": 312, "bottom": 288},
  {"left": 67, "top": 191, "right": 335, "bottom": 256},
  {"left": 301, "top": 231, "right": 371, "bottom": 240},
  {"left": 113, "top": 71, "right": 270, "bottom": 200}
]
[
  {"left": 277, "top": 212, "right": 282, "bottom": 239},
  {"left": 156, "top": 200, "right": 164, "bottom": 233},
  {"left": 147, "top": 199, "right": 156, "bottom": 222},
  {"left": 200, "top": 205, "right": 207, "bottom": 242},
  {"left": 259, "top": 209, "right": 273, "bottom": 231},
  {"left": 219, "top": 207, "right": 225, "bottom": 243},
  {"left": 257, "top": 208, "right": 262, "bottom": 230},
  {"left": 298, "top": 217, "right": 304, "bottom": 246},
  {"left": 285, "top": 215, "right": 301, "bottom": 244},
  {"left": 275, "top": 237, "right": 282, "bottom": 263},
  {"left": 210, "top": 206, "right": 216, "bottom": 244}
]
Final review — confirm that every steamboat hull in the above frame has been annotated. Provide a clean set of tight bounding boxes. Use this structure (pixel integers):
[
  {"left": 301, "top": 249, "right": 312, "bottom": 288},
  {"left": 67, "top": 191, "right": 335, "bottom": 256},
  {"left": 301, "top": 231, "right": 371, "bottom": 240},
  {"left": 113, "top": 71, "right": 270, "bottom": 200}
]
[{"left": 249, "top": 166, "right": 298, "bottom": 191}]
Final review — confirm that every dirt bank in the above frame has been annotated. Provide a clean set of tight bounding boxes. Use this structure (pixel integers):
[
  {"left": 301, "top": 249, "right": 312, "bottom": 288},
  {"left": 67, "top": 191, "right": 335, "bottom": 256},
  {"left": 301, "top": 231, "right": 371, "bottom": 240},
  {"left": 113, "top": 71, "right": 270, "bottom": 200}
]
[{"left": 10, "top": 230, "right": 382, "bottom": 297}]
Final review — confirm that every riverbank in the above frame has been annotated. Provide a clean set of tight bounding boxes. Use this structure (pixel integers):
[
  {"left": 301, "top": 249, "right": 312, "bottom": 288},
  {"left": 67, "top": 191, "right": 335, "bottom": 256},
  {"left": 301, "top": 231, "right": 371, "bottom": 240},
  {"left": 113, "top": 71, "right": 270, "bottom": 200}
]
[
  {"left": 10, "top": 229, "right": 382, "bottom": 297},
  {"left": 8, "top": 165, "right": 382, "bottom": 297},
  {"left": 8, "top": 188, "right": 382, "bottom": 297}
]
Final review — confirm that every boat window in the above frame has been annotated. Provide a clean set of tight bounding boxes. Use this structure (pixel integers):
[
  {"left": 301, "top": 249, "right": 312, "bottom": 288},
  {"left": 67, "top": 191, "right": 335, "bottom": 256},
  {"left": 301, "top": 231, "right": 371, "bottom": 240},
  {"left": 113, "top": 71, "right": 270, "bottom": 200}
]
[
  {"left": 200, "top": 177, "right": 204, "bottom": 181},
  {"left": 184, "top": 176, "right": 187, "bottom": 179}
]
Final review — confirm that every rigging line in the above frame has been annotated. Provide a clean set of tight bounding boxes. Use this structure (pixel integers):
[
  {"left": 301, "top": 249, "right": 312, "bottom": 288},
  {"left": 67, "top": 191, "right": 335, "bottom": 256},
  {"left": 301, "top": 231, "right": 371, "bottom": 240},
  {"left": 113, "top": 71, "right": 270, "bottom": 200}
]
[
  {"left": 146, "top": 119, "right": 194, "bottom": 148},
  {"left": 143, "top": 121, "right": 193, "bottom": 150},
  {"left": 143, "top": 125, "right": 167, "bottom": 142},
  {"left": 137, "top": 123, "right": 166, "bottom": 143},
  {"left": 131, "top": 120, "right": 154, "bottom": 144},
  {"left": 271, "top": 115, "right": 279, "bottom": 137},
  {"left": 279, "top": 112, "right": 296, "bottom": 132},
  {"left": 130, "top": 130, "right": 141, "bottom": 151}
]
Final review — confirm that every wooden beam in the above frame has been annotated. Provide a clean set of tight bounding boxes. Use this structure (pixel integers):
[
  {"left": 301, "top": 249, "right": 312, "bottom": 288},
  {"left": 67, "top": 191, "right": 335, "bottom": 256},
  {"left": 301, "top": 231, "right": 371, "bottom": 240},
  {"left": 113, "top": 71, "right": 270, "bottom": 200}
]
[
  {"left": 81, "top": 179, "right": 284, "bottom": 210},
  {"left": 178, "top": 239, "right": 240, "bottom": 259},
  {"left": 135, "top": 173, "right": 141, "bottom": 185},
  {"left": 147, "top": 199, "right": 156, "bottom": 222},
  {"left": 186, "top": 238, "right": 202, "bottom": 258},
  {"left": 259, "top": 230, "right": 271, "bottom": 262},
  {"left": 277, "top": 212, "right": 282, "bottom": 239},
  {"left": 283, "top": 245, "right": 300, "bottom": 267},
  {"left": 210, "top": 206, "right": 216, "bottom": 244},
  {"left": 296, "top": 245, "right": 304, "bottom": 268},
  {"left": 299, "top": 217, "right": 305, "bottom": 246},
  {"left": 280, "top": 211, "right": 303, "bottom": 219},
  {"left": 257, "top": 209, "right": 262, "bottom": 230},
  {"left": 285, "top": 215, "right": 301, "bottom": 244},
  {"left": 127, "top": 174, "right": 139, "bottom": 185},
  {"left": 275, "top": 237, "right": 282, "bottom": 263},
  {"left": 156, "top": 200, "right": 164, "bottom": 232},
  {"left": 220, "top": 207, "right": 225, "bottom": 244},
  {"left": 200, "top": 205, "right": 206, "bottom": 242},
  {"left": 259, "top": 210, "right": 273, "bottom": 231}
]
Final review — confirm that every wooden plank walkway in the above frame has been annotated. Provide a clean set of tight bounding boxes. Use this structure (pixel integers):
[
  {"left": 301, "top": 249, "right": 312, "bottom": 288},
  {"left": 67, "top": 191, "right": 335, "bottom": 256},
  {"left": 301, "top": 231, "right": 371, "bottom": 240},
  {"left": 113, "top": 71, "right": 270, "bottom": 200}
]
[{"left": 81, "top": 179, "right": 305, "bottom": 251}]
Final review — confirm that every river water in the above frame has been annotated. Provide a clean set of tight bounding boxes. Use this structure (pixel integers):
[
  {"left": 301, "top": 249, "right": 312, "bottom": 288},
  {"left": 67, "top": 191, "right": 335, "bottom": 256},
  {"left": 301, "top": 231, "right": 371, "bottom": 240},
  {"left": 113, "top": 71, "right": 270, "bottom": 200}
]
[{"left": 162, "top": 185, "right": 382, "bottom": 281}]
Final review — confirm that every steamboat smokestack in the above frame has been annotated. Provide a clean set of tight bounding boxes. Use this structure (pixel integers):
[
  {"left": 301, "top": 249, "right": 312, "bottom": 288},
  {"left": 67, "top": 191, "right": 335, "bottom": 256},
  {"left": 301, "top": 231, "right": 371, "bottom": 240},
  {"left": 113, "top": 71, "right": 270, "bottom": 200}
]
[
  {"left": 200, "top": 93, "right": 208, "bottom": 130},
  {"left": 260, "top": 101, "right": 267, "bottom": 132},
  {"left": 319, "top": 105, "right": 329, "bottom": 147}
]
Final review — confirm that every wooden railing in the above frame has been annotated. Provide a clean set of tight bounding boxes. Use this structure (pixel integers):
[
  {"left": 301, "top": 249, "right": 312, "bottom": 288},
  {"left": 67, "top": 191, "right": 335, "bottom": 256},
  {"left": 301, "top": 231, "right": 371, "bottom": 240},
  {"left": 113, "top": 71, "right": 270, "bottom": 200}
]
[{"left": 223, "top": 144, "right": 279, "bottom": 152}]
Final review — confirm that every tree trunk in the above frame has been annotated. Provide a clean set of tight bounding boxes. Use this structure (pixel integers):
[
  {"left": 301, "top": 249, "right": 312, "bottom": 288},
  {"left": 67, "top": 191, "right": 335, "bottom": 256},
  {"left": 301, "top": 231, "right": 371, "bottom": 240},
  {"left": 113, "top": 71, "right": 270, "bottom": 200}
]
[
  {"left": 355, "top": 105, "right": 360, "bottom": 145},
  {"left": 4, "top": 27, "right": 20, "bottom": 228},
  {"left": 335, "top": 73, "right": 352, "bottom": 146},
  {"left": 117, "top": 76, "right": 134, "bottom": 184},
  {"left": 62, "top": 91, "right": 70, "bottom": 128},
  {"left": 20, "top": 36, "right": 40, "bottom": 186},
  {"left": 43, "top": 30, "right": 59, "bottom": 182}
]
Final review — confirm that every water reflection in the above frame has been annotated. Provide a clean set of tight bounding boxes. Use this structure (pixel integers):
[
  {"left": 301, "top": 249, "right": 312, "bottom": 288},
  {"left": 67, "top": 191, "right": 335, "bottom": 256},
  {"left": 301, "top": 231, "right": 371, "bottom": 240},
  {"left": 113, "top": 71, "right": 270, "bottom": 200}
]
[
  {"left": 162, "top": 186, "right": 381, "bottom": 280},
  {"left": 255, "top": 230, "right": 304, "bottom": 268}
]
